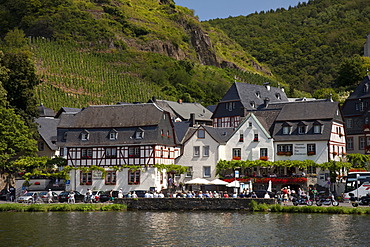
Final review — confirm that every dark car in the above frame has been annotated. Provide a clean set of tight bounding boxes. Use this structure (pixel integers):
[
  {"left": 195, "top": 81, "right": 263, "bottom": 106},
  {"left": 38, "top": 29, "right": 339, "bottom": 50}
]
[
  {"left": 129, "top": 190, "right": 147, "bottom": 198},
  {"left": 39, "top": 191, "right": 59, "bottom": 203},
  {"left": 254, "top": 190, "right": 274, "bottom": 198},
  {"left": 99, "top": 191, "right": 118, "bottom": 202},
  {"left": 0, "top": 189, "right": 8, "bottom": 201},
  {"left": 58, "top": 191, "right": 84, "bottom": 203}
]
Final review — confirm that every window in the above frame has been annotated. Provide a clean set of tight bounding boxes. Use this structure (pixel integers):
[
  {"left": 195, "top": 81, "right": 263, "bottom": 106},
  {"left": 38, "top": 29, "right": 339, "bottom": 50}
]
[
  {"left": 232, "top": 148, "right": 241, "bottom": 160},
  {"left": 106, "top": 147, "right": 117, "bottom": 158},
  {"left": 275, "top": 93, "right": 281, "bottom": 100},
  {"left": 298, "top": 126, "right": 306, "bottom": 134},
  {"left": 239, "top": 132, "right": 244, "bottom": 142},
  {"left": 277, "top": 144, "right": 293, "bottom": 155},
  {"left": 260, "top": 148, "right": 268, "bottom": 160},
  {"left": 250, "top": 101, "right": 255, "bottom": 108},
  {"left": 168, "top": 148, "right": 171, "bottom": 159},
  {"left": 255, "top": 91, "right": 261, "bottom": 98},
  {"left": 248, "top": 122, "right": 252, "bottom": 128},
  {"left": 109, "top": 130, "right": 117, "bottom": 140},
  {"left": 360, "top": 102, "right": 365, "bottom": 111},
  {"left": 81, "top": 131, "right": 89, "bottom": 141},
  {"left": 80, "top": 171, "right": 92, "bottom": 185},
  {"left": 203, "top": 146, "right": 209, "bottom": 157},
  {"left": 283, "top": 126, "right": 290, "bottom": 135},
  {"left": 360, "top": 137, "right": 366, "bottom": 150},
  {"left": 186, "top": 167, "right": 193, "bottom": 177},
  {"left": 128, "top": 170, "right": 140, "bottom": 185},
  {"left": 60, "top": 148, "right": 65, "bottom": 157},
  {"left": 227, "top": 102, "right": 234, "bottom": 111},
  {"left": 346, "top": 119, "right": 353, "bottom": 129},
  {"left": 197, "top": 129, "right": 205, "bottom": 138},
  {"left": 203, "top": 166, "right": 211, "bottom": 177},
  {"left": 129, "top": 147, "right": 140, "bottom": 158},
  {"left": 81, "top": 148, "right": 93, "bottom": 159},
  {"left": 193, "top": 146, "right": 200, "bottom": 157},
  {"left": 38, "top": 141, "right": 44, "bottom": 151},
  {"left": 314, "top": 125, "right": 322, "bottom": 134},
  {"left": 253, "top": 133, "right": 259, "bottom": 141},
  {"left": 135, "top": 131, "right": 144, "bottom": 139},
  {"left": 105, "top": 171, "right": 117, "bottom": 185},
  {"left": 307, "top": 166, "right": 316, "bottom": 174},
  {"left": 63, "top": 132, "right": 67, "bottom": 140},
  {"left": 307, "top": 144, "right": 316, "bottom": 155}
]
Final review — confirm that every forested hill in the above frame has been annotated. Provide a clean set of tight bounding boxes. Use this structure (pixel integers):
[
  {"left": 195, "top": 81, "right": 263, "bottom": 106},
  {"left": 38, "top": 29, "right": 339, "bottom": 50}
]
[
  {"left": 0, "top": 0, "right": 277, "bottom": 110},
  {"left": 208, "top": 0, "right": 370, "bottom": 93}
]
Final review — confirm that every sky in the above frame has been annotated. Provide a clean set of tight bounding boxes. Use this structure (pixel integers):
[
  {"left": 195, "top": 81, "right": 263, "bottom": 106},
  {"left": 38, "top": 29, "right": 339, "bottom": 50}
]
[{"left": 174, "top": 0, "right": 307, "bottom": 21}]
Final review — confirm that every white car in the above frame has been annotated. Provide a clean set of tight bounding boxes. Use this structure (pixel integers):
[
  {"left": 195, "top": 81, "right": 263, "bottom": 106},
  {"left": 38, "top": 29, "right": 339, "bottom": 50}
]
[{"left": 17, "top": 192, "right": 42, "bottom": 203}]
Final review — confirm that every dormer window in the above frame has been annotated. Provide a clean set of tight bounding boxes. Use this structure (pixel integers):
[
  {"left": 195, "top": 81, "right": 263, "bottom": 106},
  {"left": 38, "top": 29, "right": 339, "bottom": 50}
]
[
  {"left": 282, "top": 122, "right": 291, "bottom": 135},
  {"left": 364, "top": 84, "right": 368, "bottom": 93},
  {"left": 109, "top": 129, "right": 118, "bottom": 140},
  {"left": 81, "top": 130, "right": 89, "bottom": 141},
  {"left": 63, "top": 132, "right": 67, "bottom": 140},
  {"left": 255, "top": 91, "right": 261, "bottom": 98},
  {"left": 313, "top": 121, "right": 323, "bottom": 134},
  {"left": 297, "top": 122, "right": 307, "bottom": 135},
  {"left": 250, "top": 101, "right": 255, "bottom": 108},
  {"left": 275, "top": 93, "right": 281, "bottom": 100},
  {"left": 135, "top": 128, "right": 144, "bottom": 139}
]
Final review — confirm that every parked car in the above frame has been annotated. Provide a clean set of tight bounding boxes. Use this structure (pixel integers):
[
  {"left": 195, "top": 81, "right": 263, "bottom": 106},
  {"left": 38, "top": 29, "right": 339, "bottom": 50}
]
[
  {"left": 39, "top": 191, "right": 59, "bottom": 203},
  {"left": 17, "top": 192, "right": 42, "bottom": 203},
  {"left": 58, "top": 191, "right": 84, "bottom": 203},
  {"left": 129, "top": 190, "right": 147, "bottom": 198},
  {"left": 254, "top": 190, "right": 274, "bottom": 199},
  {"left": 0, "top": 189, "right": 8, "bottom": 201},
  {"left": 99, "top": 191, "right": 118, "bottom": 202}
]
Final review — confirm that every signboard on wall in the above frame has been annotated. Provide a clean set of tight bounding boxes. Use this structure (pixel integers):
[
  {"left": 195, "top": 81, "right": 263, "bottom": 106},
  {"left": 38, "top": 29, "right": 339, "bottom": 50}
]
[{"left": 294, "top": 144, "right": 306, "bottom": 155}]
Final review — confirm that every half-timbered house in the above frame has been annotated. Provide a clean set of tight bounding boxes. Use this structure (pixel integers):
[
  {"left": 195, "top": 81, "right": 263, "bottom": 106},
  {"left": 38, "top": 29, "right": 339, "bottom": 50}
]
[{"left": 57, "top": 103, "right": 180, "bottom": 194}]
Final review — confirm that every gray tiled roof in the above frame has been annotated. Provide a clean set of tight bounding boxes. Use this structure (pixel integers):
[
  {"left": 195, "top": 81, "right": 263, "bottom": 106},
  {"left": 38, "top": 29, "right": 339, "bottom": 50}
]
[
  {"left": 58, "top": 104, "right": 165, "bottom": 128},
  {"left": 346, "top": 75, "right": 370, "bottom": 100},
  {"left": 151, "top": 99, "right": 212, "bottom": 122},
  {"left": 35, "top": 117, "right": 60, "bottom": 150},
  {"left": 203, "top": 126, "right": 234, "bottom": 144},
  {"left": 221, "top": 82, "right": 288, "bottom": 109},
  {"left": 55, "top": 107, "right": 81, "bottom": 118},
  {"left": 38, "top": 104, "right": 55, "bottom": 117}
]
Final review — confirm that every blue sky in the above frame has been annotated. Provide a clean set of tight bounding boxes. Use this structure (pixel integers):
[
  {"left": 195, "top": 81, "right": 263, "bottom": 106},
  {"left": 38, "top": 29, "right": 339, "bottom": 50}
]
[{"left": 174, "top": 0, "right": 307, "bottom": 21}]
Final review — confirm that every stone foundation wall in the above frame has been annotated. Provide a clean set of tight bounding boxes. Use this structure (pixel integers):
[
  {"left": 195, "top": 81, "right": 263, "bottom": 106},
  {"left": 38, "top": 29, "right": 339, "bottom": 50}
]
[{"left": 116, "top": 198, "right": 276, "bottom": 210}]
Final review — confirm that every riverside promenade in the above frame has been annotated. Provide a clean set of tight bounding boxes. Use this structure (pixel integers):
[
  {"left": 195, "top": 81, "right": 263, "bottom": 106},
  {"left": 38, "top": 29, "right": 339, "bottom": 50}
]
[{"left": 115, "top": 198, "right": 276, "bottom": 210}]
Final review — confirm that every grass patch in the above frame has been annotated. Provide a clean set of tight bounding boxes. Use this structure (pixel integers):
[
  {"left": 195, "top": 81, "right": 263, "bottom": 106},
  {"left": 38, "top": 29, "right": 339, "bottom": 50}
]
[
  {"left": 249, "top": 200, "right": 370, "bottom": 214},
  {"left": 0, "top": 203, "right": 127, "bottom": 212}
]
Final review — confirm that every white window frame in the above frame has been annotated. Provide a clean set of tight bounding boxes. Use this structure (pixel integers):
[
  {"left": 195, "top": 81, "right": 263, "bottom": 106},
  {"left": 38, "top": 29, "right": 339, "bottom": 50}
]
[
  {"left": 283, "top": 126, "right": 290, "bottom": 135},
  {"left": 314, "top": 125, "right": 322, "bottom": 134},
  {"left": 186, "top": 167, "right": 193, "bottom": 177},
  {"left": 193, "top": 146, "right": 200, "bottom": 157},
  {"left": 203, "top": 166, "right": 211, "bottom": 178},
  {"left": 203, "top": 146, "right": 209, "bottom": 157}
]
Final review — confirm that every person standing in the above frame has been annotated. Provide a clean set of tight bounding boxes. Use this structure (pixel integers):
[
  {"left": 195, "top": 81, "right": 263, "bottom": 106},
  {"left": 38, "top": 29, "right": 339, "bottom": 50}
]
[
  {"left": 118, "top": 188, "right": 123, "bottom": 199},
  {"left": 47, "top": 189, "right": 53, "bottom": 203},
  {"left": 68, "top": 191, "right": 75, "bottom": 204}
]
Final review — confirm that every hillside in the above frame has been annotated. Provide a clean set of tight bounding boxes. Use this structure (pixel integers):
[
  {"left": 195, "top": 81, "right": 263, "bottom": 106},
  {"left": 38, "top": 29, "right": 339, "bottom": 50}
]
[
  {"left": 0, "top": 0, "right": 278, "bottom": 110},
  {"left": 208, "top": 0, "right": 370, "bottom": 92}
]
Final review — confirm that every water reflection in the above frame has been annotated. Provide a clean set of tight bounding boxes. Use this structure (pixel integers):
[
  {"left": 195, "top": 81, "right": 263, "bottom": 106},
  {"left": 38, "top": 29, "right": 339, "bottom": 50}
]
[{"left": 0, "top": 211, "right": 369, "bottom": 246}]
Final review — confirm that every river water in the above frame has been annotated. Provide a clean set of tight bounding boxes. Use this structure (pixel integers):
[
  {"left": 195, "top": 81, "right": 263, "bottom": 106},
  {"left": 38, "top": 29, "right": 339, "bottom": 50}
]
[{"left": 0, "top": 211, "right": 369, "bottom": 246}]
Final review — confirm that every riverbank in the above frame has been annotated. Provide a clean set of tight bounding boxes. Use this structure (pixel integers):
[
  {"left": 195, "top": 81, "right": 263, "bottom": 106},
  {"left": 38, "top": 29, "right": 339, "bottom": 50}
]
[{"left": 0, "top": 203, "right": 126, "bottom": 212}]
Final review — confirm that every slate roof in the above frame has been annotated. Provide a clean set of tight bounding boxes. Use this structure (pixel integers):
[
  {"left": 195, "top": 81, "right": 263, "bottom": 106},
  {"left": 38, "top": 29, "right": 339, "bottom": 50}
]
[
  {"left": 220, "top": 82, "right": 288, "bottom": 110},
  {"left": 35, "top": 117, "right": 60, "bottom": 150},
  {"left": 268, "top": 100, "right": 343, "bottom": 141},
  {"left": 55, "top": 107, "right": 81, "bottom": 118},
  {"left": 150, "top": 99, "right": 212, "bottom": 123},
  {"left": 346, "top": 75, "right": 370, "bottom": 100},
  {"left": 58, "top": 104, "right": 165, "bottom": 128},
  {"left": 173, "top": 121, "right": 192, "bottom": 143},
  {"left": 203, "top": 126, "right": 234, "bottom": 144},
  {"left": 38, "top": 104, "right": 55, "bottom": 117}
]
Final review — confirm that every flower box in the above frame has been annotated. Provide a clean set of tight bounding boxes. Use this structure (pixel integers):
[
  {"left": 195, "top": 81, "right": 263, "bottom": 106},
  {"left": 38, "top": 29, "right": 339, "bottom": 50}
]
[
  {"left": 259, "top": 156, "right": 268, "bottom": 161},
  {"left": 307, "top": 151, "right": 315, "bottom": 156},
  {"left": 253, "top": 138, "right": 259, "bottom": 142},
  {"left": 232, "top": 156, "right": 241, "bottom": 160}
]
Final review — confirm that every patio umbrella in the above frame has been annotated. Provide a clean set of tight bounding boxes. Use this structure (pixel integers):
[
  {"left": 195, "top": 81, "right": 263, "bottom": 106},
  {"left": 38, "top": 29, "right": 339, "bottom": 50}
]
[
  {"left": 226, "top": 180, "right": 240, "bottom": 188},
  {"left": 185, "top": 178, "right": 210, "bottom": 185},
  {"left": 209, "top": 179, "right": 230, "bottom": 186},
  {"left": 267, "top": 179, "right": 272, "bottom": 192}
]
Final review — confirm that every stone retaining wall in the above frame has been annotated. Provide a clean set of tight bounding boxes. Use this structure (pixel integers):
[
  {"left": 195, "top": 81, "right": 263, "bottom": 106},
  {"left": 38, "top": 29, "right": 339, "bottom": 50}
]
[{"left": 116, "top": 198, "right": 276, "bottom": 210}]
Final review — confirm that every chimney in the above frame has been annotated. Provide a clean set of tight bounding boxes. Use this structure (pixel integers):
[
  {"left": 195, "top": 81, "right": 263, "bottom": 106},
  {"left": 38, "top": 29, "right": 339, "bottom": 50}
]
[
  {"left": 189, "top": 113, "right": 195, "bottom": 127},
  {"left": 151, "top": 96, "right": 156, "bottom": 102},
  {"left": 178, "top": 99, "right": 183, "bottom": 104}
]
